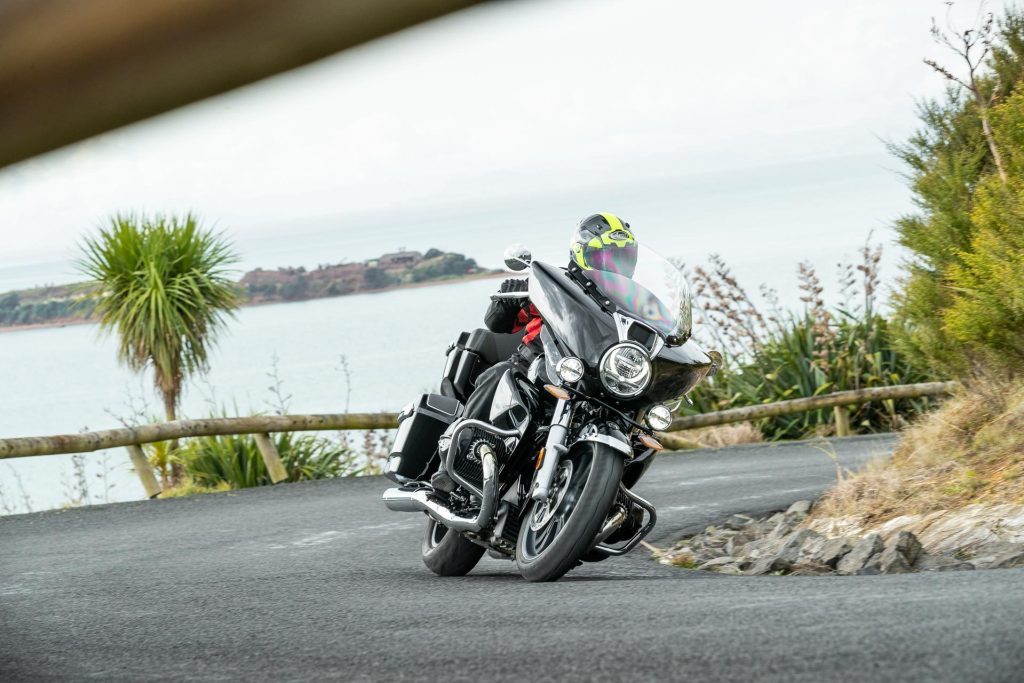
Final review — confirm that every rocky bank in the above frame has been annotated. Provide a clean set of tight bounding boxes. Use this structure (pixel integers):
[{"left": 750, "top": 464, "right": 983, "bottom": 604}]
[{"left": 660, "top": 501, "right": 1024, "bottom": 575}]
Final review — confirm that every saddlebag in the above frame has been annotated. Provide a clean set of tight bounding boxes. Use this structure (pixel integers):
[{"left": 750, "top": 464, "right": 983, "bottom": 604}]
[
  {"left": 440, "top": 329, "right": 526, "bottom": 402},
  {"left": 384, "top": 393, "right": 463, "bottom": 484}
]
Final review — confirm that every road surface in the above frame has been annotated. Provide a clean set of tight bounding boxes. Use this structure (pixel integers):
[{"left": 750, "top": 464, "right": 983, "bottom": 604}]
[{"left": 2, "top": 434, "right": 1022, "bottom": 682}]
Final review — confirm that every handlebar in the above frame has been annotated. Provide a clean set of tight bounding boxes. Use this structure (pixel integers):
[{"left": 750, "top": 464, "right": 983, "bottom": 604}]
[{"left": 489, "top": 292, "right": 530, "bottom": 301}]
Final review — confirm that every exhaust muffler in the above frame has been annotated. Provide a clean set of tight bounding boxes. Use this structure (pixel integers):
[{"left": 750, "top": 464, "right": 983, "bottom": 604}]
[{"left": 382, "top": 449, "right": 497, "bottom": 532}]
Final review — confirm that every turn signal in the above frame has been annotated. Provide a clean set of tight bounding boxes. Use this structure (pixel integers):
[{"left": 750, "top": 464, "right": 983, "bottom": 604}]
[
  {"left": 544, "top": 384, "right": 571, "bottom": 400},
  {"left": 638, "top": 434, "right": 664, "bottom": 451}
]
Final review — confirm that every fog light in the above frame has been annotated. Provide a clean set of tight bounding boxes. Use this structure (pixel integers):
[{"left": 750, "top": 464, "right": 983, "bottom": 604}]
[
  {"left": 556, "top": 357, "right": 584, "bottom": 383},
  {"left": 646, "top": 404, "right": 673, "bottom": 431}
]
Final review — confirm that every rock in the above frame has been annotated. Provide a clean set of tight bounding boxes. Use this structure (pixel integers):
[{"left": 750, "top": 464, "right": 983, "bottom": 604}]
[
  {"left": 993, "top": 549, "right": 1024, "bottom": 569},
  {"left": 878, "top": 546, "right": 912, "bottom": 574},
  {"left": 798, "top": 533, "right": 828, "bottom": 562},
  {"left": 723, "top": 514, "right": 753, "bottom": 531},
  {"left": 836, "top": 533, "right": 885, "bottom": 574},
  {"left": 789, "top": 561, "right": 831, "bottom": 576},
  {"left": 888, "top": 531, "right": 923, "bottom": 565},
  {"left": 786, "top": 500, "right": 813, "bottom": 517},
  {"left": 744, "top": 555, "right": 787, "bottom": 575},
  {"left": 768, "top": 515, "right": 801, "bottom": 540},
  {"left": 967, "top": 542, "right": 1024, "bottom": 569},
  {"left": 915, "top": 552, "right": 975, "bottom": 572},
  {"left": 777, "top": 529, "right": 824, "bottom": 567},
  {"left": 697, "top": 556, "right": 740, "bottom": 570},
  {"left": 815, "top": 537, "right": 853, "bottom": 568}
]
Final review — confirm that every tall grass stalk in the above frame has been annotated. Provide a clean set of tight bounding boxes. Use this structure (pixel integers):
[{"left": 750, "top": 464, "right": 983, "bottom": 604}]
[{"left": 683, "top": 240, "right": 938, "bottom": 440}]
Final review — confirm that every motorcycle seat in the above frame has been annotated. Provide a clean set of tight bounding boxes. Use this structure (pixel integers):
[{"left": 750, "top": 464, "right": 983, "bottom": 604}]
[{"left": 463, "top": 328, "right": 525, "bottom": 366}]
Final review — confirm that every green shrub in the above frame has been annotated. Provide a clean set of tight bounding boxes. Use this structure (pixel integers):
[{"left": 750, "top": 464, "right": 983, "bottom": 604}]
[
  {"left": 891, "top": 8, "right": 1024, "bottom": 376},
  {"left": 179, "top": 431, "right": 363, "bottom": 489},
  {"left": 681, "top": 247, "right": 937, "bottom": 440}
]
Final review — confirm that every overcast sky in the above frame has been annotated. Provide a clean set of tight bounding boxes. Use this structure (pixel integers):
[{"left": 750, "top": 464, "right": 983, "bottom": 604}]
[{"left": 0, "top": 0, "right": 1003, "bottom": 283}]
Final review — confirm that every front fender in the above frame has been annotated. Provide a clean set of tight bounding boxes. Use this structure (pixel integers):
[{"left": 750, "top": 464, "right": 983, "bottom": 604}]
[{"left": 569, "top": 421, "right": 631, "bottom": 457}]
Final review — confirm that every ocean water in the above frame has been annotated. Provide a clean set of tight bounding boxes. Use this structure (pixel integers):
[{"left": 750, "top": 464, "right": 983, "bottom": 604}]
[{"left": 0, "top": 278, "right": 502, "bottom": 514}]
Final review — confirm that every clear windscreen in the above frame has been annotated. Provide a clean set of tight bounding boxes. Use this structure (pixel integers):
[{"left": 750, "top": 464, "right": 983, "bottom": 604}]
[{"left": 583, "top": 244, "right": 692, "bottom": 342}]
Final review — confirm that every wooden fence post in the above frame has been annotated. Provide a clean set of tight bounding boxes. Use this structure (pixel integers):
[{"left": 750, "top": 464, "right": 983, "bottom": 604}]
[
  {"left": 125, "top": 444, "right": 162, "bottom": 499},
  {"left": 253, "top": 433, "right": 289, "bottom": 484},
  {"left": 833, "top": 406, "right": 851, "bottom": 437}
]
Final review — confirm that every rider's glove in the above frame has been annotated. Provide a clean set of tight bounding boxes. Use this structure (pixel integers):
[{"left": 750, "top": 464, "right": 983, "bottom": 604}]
[{"left": 499, "top": 278, "right": 528, "bottom": 293}]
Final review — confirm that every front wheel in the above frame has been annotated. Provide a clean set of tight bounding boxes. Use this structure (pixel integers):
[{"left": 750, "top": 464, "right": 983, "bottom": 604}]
[
  {"left": 515, "top": 443, "right": 623, "bottom": 582},
  {"left": 421, "top": 518, "right": 485, "bottom": 576}
]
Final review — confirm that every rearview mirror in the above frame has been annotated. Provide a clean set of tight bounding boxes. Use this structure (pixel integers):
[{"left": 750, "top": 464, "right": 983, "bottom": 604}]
[{"left": 503, "top": 244, "right": 532, "bottom": 272}]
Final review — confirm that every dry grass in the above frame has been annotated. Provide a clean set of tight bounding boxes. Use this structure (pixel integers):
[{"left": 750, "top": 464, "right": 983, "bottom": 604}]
[
  {"left": 811, "top": 377, "right": 1024, "bottom": 526},
  {"left": 159, "top": 478, "right": 232, "bottom": 498},
  {"left": 678, "top": 422, "right": 764, "bottom": 448}
]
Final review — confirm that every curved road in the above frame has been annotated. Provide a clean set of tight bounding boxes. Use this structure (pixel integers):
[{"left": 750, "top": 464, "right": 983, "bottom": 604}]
[{"left": 2, "top": 435, "right": 1022, "bottom": 682}]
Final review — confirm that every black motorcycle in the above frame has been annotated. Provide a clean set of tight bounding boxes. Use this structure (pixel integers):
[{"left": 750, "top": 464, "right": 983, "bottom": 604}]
[{"left": 382, "top": 243, "right": 717, "bottom": 581}]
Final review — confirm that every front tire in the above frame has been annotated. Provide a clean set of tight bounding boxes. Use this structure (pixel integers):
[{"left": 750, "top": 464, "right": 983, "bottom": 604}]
[
  {"left": 421, "top": 518, "right": 486, "bottom": 576},
  {"left": 515, "top": 443, "right": 623, "bottom": 582}
]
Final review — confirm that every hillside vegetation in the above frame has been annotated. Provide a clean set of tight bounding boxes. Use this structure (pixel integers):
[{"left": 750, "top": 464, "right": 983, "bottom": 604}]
[
  {"left": 811, "top": 4, "right": 1024, "bottom": 531},
  {"left": 0, "top": 247, "right": 489, "bottom": 330}
]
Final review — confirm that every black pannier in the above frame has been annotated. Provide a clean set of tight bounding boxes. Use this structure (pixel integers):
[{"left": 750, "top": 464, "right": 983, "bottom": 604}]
[
  {"left": 440, "top": 329, "right": 524, "bottom": 402},
  {"left": 384, "top": 393, "right": 463, "bottom": 484}
]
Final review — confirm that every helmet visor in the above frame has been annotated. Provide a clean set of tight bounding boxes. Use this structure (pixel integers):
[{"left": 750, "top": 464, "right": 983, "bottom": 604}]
[{"left": 587, "top": 243, "right": 638, "bottom": 278}]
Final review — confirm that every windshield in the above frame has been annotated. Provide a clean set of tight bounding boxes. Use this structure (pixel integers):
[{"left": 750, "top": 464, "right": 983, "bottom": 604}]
[{"left": 581, "top": 243, "right": 692, "bottom": 343}]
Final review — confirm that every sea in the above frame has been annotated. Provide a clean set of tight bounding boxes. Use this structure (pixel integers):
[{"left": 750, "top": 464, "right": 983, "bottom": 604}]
[{"left": 0, "top": 153, "right": 913, "bottom": 514}]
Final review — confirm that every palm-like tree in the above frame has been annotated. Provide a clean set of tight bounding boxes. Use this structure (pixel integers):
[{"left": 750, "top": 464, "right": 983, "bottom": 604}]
[{"left": 79, "top": 212, "right": 239, "bottom": 430}]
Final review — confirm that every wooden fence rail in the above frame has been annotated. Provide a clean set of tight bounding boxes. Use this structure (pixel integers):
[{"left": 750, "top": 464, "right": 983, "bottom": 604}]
[{"left": 0, "top": 381, "right": 959, "bottom": 497}]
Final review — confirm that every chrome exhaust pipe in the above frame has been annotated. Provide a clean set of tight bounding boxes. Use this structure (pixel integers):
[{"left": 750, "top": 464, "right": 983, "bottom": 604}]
[{"left": 382, "top": 450, "right": 498, "bottom": 532}]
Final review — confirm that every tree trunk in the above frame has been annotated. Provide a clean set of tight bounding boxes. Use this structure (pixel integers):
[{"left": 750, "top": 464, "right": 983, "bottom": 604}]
[
  {"left": 975, "top": 93, "right": 1009, "bottom": 183},
  {"left": 162, "top": 391, "right": 184, "bottom": 486}
]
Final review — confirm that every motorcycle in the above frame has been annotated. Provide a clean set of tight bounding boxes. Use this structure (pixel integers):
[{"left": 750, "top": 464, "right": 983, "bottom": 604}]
[{"left": 381, "top": 242, "right": 717, "bottom": 581}]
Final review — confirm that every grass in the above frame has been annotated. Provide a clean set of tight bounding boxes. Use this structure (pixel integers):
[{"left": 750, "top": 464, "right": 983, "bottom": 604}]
[
  {"left": 810, "top": 376, "right": 1024, "bottom": 526},
  {"left": 676, "top": 422, "right": 764, "bottom": 448}
]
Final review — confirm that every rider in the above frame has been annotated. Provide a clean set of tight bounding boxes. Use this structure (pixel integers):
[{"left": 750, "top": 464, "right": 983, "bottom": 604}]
[{"left": 463, "top": 213, "right": 638, "bottom": 420}]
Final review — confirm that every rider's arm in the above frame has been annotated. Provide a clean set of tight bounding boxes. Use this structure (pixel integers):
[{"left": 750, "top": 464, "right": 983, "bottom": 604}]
[{"left": 484, "top": 278, "right": 528, "bottom": 333}]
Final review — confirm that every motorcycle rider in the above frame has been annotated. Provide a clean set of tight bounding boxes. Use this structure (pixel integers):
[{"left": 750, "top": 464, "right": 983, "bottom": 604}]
[{"left": 463, "top": 213, "right": 638, "bottom": 421}]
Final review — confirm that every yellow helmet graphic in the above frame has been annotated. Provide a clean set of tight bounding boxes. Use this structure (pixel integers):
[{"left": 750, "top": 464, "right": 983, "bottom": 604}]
[{"left": 570, "top": 213, "right": 638, "bottom": 276}]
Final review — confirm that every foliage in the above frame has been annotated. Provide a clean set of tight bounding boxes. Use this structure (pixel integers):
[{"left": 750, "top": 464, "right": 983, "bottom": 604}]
[
  {"left": 891, "top": 6, "right": 1024, "bottom": 375},
  {"left": 408, "top": 252, "right": 478, "bottom": 282},
  {"left": 0, "top": 296, "right": 94, "bottom": 326},
  {"left": 77, "top": 213, "right": 240, "bottom": 421},
  {"left": 178, "top": 431, "right": 364, "bottom": 489},
  {"left": 682, "top": 245, "right": 938, "bottom": 440},
  {"left": 363, "top": 266, "right": 397, "bottom": 289}
]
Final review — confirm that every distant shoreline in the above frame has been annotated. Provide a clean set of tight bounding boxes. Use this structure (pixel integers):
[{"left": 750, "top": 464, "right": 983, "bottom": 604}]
[{"left": 0, "top": 270, "right": 507, "bottom": 335}]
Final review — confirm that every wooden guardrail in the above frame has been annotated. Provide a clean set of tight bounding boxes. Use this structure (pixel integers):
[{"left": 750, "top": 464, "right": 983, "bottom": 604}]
[{"left": 0, "top": 381, "right": 958, "bottom": 498}]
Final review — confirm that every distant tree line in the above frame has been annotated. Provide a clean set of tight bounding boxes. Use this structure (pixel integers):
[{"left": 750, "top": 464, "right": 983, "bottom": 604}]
[{"left": 0, "top": 291, "right": 94, "bottom": 326}]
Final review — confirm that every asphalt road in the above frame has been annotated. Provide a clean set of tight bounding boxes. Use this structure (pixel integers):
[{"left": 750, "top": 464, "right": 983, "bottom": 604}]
[{"left": 2, "top": 434, "right": 1023, "bottom": 682}]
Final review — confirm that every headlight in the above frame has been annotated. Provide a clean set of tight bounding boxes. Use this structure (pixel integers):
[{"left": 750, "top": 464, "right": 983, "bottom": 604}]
[
  {"left": 646, "top": 404, "right": 673, "bottom": 431},
  {"left": 556, "top": 357, "right": 584, "bottom": 383},
  {"left": 599, "top": 343, "right": 652, "bottom": 398}
]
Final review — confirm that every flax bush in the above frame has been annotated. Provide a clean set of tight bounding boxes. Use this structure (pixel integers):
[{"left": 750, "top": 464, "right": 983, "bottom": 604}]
[
  {"left": 179, "top": 431, "right": 363, "bottom": 489},
  {"left": 680, "top": 242, "right": 938, "bottom": 440}
]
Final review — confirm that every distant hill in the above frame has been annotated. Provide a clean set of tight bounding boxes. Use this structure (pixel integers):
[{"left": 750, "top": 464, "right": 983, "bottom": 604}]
[{"left": 0, "top": 249, "right": 498, "bottom": 331}]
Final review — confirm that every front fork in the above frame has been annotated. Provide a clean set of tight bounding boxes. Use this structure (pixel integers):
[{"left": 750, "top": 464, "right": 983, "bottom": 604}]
[{"left": 531, "top": 398, "right": 571, "bottom": 501}]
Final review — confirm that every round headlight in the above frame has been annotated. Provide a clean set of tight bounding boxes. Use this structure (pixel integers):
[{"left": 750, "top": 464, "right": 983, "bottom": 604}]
[
  {"left": 646, "top": 404, "right": 673, "bottom": 431},
  {"left": 556, "top": 357, "right": 585, "bottom": 383},
  {"left": 599, "top": 343, "right": 652, "bottom": 398}
]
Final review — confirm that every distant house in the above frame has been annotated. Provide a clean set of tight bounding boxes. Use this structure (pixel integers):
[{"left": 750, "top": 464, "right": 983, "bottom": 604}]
[{"left": 378, "top": 250, "right": 422, "bottom": 269}]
